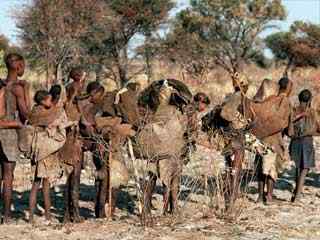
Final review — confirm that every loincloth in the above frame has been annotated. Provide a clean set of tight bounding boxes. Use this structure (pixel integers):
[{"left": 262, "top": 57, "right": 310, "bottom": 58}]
[
  {"left": 33, "top": 152, "right": 63, "bottom": 183},
  {"left": 0, "top": 129, "right": 19, "bottom": 162},
  {"left": 59, "top": 129, "right": 83, "bottom": 166}
]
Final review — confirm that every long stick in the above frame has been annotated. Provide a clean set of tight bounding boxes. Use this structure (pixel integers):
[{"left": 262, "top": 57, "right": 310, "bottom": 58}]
[
  {"left": 127, "top": 138, "right": 143, "bottom": 214},
  {"left": 108, "top": 140, "right": 113, "bottom": 219}
]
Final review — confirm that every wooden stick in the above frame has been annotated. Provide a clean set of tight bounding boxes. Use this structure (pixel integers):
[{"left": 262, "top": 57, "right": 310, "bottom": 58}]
[
  {"left": 127, "top": 138, "right": 143, "bottom": 214},
  {"left": 104, "top": 140, "right": 113, "bottom": 219},
  {"left": 108, "top": 140, "right": 113, "bottom": 219}
]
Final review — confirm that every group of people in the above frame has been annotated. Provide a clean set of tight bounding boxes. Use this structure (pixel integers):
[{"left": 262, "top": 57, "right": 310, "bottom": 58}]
[
  {"left": 0, "top": 53, "right": 120, "bottom": 224},
  {"left": 209, "top": 73, "right": 319, "bottom": 207},
  {"left": 0, "top": 52, "right": 318, "bottom": 225}
]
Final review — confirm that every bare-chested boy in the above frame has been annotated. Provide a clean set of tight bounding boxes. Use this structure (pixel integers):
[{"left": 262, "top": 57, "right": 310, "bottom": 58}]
[{"left": 61, "top": 67, "right": 87, "bottom": 223}]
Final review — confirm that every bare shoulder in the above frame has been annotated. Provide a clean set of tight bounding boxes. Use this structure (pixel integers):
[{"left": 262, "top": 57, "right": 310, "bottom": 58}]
[
  {"left": 17, "top": 80, "right": 29, "bottom": 85},
  {"left": 11, "top": 83, "right": 26, "bottom": 97}
]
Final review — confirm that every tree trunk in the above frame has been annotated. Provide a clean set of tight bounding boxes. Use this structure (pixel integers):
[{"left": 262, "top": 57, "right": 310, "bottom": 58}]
[
  {"left": 145, "top": 50, "right": 152, "bottom": 84},
  {"left": 45, "top": 64, "right": 55, "bottom": 90},
  {"left": 117, "top": 48, "right": 129, "bottom": 88},
  {"left": 118, "top": 65, "right": 128, "bottom": 88},
  {"left": 144, "top": 35, "right": 153, "bottom": 84},
  {"left": 54, "top": 62, "right": 62, "bottom": 85},
  {"left": 95, "top": 64, "right": 104, "bottom": 82},
  {"left": 284, "top": 58, "right": 293, "bottom": 78}
]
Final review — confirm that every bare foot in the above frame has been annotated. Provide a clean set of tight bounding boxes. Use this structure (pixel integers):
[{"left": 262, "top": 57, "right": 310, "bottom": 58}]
[
  {"left": 256, "top": 195, "right": 264, "bottom": 203},
  {"left": 265, "top": 195, "right": 273, "bottom": 205},
  {"left": 2, "top": 216, "right": 15, "bottom": 225}
]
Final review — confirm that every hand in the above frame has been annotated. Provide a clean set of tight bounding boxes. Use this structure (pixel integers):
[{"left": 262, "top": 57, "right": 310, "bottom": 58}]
[
  {"left": 16, "top": 121, "right": 24, "bottom": 129},
  {"left": 0, "top": 120, "right": 24, "bottom": 129},
  {"left": 295, "top": 112, "right": 307, "bottom": 120}
]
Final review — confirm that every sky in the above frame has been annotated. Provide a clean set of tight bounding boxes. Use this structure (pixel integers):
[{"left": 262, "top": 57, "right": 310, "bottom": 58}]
[{"left": 0, "top": 0, "right": 319, "bottom": 45}]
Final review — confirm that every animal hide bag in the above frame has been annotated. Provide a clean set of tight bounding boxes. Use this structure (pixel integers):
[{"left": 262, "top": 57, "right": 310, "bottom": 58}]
[
  {"left": 58, "top": 130, "right": 82, "bottom": 166},
  {"left": 26, "top": 109, "right": 72, "bottom": 161},
  {"left": 31, "top": 127, "right": 67, "bottom": 161},
  {"left": 245, "top": 96, "right": 292, "bottom": 139},
  {"left": 115, "top": 88, "right": 141, "bottom": 127},
  {"left": 246, "top": 79, "right": 293, "bottom": 139},
  {"left": 136, "top": 105, "right": 185, "bottom": 160}
]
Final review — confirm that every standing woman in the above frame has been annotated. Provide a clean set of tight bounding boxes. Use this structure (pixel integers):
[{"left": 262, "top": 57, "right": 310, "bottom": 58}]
[{"left": 28, "top": 86, "right": 70, "bottom": 223}]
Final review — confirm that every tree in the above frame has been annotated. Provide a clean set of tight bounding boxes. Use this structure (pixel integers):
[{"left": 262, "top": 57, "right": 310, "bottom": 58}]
[
  {"left": 82, "top": 0, "right": 174, "bottom": 87},
  {"left": 161, "top": 0, "right": 286, "bottom": 82},
  {"left": 157, "top": 19, "right": 217, "bottom": 83},
  {"left": 0, "top": 35, "right": 9, "bottom": 51},
  {"left": 266, "top": 21, "right": 320, "bottom": 76},
  {"left": 0, "top": 35, "right": 10, "bottom": 76},
  {"left": 17, "top": 0, "right": 174, "bottom": 88},
  {"left": 16, "top": 0, "right": 103, "bottom": 87},
  {"left": 0, "top": 34, "right": 21, "bottom": 76}
]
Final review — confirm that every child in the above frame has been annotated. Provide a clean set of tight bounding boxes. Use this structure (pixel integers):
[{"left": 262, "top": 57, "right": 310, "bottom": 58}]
[
  {"left": 290, "top": 89, "right": 320, "bottom": 202},
  {"left": 28, "top": 87, "right": 70, "bottom": 223}
]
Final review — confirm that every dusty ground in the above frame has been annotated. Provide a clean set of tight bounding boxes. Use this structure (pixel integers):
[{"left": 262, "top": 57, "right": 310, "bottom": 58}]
[{"left": 1, "top": 151, "right": 320, "bottom": 240}]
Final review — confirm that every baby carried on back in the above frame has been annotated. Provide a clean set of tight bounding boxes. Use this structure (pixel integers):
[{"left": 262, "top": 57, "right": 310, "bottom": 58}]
[{"left": 19, "top": 86, "right": 75, "bottom": 162}]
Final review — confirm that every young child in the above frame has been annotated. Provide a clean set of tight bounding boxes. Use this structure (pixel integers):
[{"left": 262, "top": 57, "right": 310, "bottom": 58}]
[
  {"left": 28, "top": 87, "right": 70, "bottom": 223},
  {"left": 290, "top": 89, "right": 320, "bottom": 202}
]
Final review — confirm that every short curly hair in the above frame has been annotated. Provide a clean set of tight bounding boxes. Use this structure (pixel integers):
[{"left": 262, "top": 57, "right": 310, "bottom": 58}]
[
  {"left": 298, "top": 89, "right": 312, "bottom": 103},
  {"left": 69, "top": 66, "right": 85, "bottom": 81},
  {"left": 34, "top": 90, "right": 50, "bottom": 105},
  {"left": 86, "top": 81, "right": 104, "bottom": 95},
  {"left": 4, "top": 53, "right": 24, "bottom": 69},
  {"left": 193, "top": 92, "right": 210, "bottom": 105}
]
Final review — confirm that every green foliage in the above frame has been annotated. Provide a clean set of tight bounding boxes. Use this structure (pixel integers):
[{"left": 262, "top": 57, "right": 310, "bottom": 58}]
[
  {"left": 266, "top": 21, "right": 320, "bottom": 74},
  {"left": 0, "top": 50, "right": 7, "bottom": 77},
  {"left": 108, "top": 0, "right": 173, "bottom": 34},
  {"left": 82, "top": 0, "right": 174, "bottom": 86},
  {"left": 0, "top": 35, "right": 10, "bottom": 77},
  {"left": 0, "top": 35, "right": 9, "bottom": 51},
  {"left": 161, "top": 0, "right": 286, "bottom": 80},
  {"left": 16, "top": 0, "right": 101, "bottom": 84},
  {"left": 265, "top": 32, "right": 292, "bottom": 61},
  {"left": 17, "top": 0, "right": 174, "bottom": 86}
]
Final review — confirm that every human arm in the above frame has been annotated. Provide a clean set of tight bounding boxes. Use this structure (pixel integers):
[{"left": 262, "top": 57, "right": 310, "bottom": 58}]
[
  {"left": 11, "top": 84, "right": 29, "bottom": 123},
  {"left": 0, "top": 119, "right": 23, "bottom": 129}
]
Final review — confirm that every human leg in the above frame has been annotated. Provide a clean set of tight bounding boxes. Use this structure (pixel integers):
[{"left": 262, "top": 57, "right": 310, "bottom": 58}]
[
  {"left": 2, "top": 161, "right": 16, "bottom": 223},
  {"left": 29, "top": 177, "right": 41, "bottom": 223},
  {"left": 42, "top": 178, "right": 51, "bottom": 221}
]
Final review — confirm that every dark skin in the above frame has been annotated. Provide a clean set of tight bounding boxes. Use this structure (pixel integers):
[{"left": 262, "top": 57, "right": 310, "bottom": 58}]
[
  {"left": 66, "top": 72, "right": 86, "bottom": 102},
  {"left": 63, "top": 71, "right": 86, "bottom": 224},
  {"left": 29, "top": 177, "right": 52, "bottom": 223},
  {"left": 85, "top": 88, "right": 120, "bottom": 219},
  {"left": 162, "top": 170, "right": 181, "bottom": 215},
  {"left": 28, "top": 96, "right": 53, "bottom": 223},
  {"left": 224, "top": 148, "right": 245, "bottom": 210},
  {"left": 222, "top": 85, "right": 247, "bottom": 210},
  {"left": 291, "top": 101, "right": 320, "bottom": 202},
  {"left": 6, "top": 59, "right": 30, "bottom": 123},
  {"left": 94, "top": 145, "right": 117, "bottom": 219},
  {"left": 257, "top": 82, "right": 292, "bottom": 204},
  {"left": 1, "top": 58, "right": 29, "bottom": 223}
]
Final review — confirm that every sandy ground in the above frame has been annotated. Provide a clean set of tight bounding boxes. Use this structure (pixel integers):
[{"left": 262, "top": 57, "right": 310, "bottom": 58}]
[{"left": 1, "top": 152, "right": 320, "bottom": 240}]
